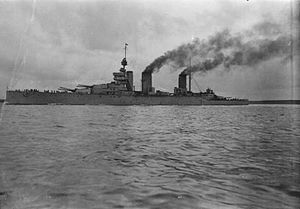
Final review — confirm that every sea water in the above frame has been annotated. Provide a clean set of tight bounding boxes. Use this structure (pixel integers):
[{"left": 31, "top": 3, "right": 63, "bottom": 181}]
[{"left": 0, "top": 104, "right": 299, "bottom": 209}]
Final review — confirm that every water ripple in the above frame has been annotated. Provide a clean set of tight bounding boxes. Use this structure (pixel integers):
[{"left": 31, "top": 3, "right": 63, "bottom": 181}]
[{"left": 0, "top": 105, "right": 299, "bottom": 209}]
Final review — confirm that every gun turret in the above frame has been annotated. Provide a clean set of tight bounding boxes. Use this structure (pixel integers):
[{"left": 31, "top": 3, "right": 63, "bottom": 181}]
[{"left": 58, "top": 87, "right": 77, "bottom": 92}]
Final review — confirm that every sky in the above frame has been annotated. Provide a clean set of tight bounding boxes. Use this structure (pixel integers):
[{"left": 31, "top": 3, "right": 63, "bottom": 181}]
[{"left": 0, "top": 0, "right": 299, "bottom": 100}]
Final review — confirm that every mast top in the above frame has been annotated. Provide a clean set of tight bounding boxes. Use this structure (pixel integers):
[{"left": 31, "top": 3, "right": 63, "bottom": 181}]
[{"left": 121, "top": 43, "right": 128, "bottom": 68}]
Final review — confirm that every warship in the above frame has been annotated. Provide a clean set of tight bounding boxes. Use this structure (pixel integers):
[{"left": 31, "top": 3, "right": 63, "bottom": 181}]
[{"left": 5, "top": 45, "right": 249, "bottom": 105}]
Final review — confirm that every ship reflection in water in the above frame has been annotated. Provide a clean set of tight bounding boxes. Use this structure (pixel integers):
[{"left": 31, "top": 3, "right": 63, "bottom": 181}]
[{"left": 0, "top": 105, "right": 299, "bottom": 209}]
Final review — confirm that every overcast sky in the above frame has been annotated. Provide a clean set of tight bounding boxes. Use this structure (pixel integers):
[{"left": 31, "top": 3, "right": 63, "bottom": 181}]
[{"left": 0, "top": 0, "right": 299, "bottom": 100}]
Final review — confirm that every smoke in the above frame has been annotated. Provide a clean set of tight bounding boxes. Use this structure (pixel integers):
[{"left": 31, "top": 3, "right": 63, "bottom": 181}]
[{"left": 144, "top": 21, "right": 291, "bottom": 75}]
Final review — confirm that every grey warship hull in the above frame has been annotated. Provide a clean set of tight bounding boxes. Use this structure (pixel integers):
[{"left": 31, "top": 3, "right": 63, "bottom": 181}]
[
  {"left": 5, "top": 44, "right": 249, "bottom": 105},
  {"left": 5, "top": 91, "right": 249, "bottom": 105}
]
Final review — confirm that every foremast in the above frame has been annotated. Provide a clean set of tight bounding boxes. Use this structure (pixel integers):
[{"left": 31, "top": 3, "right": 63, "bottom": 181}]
[{"left": 112, "top": 43, "right": 133, "bottom": 91}]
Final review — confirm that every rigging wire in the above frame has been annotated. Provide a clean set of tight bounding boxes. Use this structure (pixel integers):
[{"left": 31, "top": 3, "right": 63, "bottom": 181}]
[
  {"left": 10, "top": 0, "right": 36, "bottom": 89},
  {"left": 192, "top": 76, "right": 201, "bottom": 92}
]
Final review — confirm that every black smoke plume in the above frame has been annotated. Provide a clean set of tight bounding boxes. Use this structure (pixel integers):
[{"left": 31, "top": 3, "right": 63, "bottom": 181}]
[{"left": 144, "top": 22, "right": 291, "bottom": 75}]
